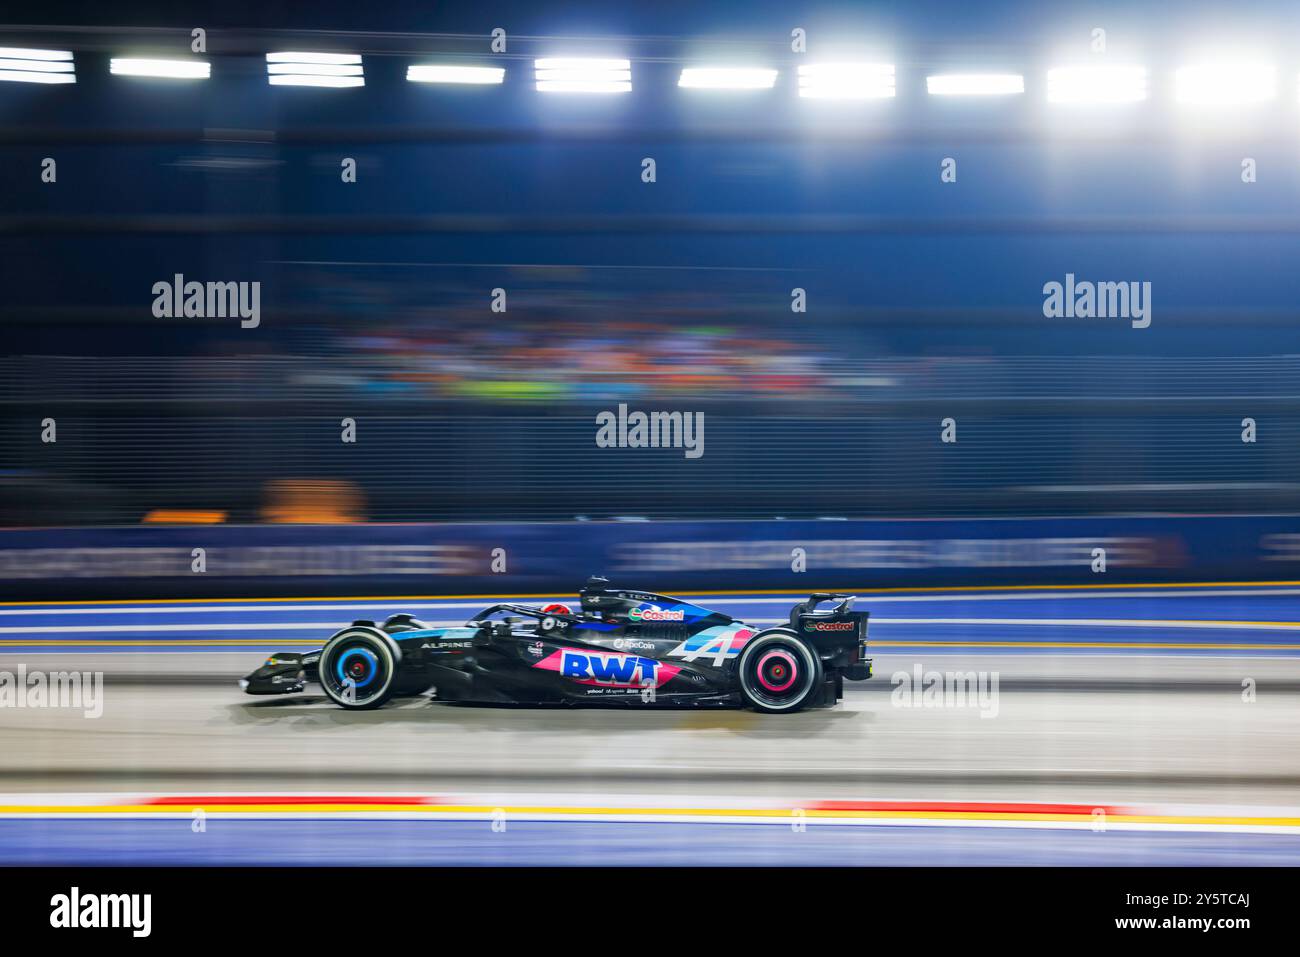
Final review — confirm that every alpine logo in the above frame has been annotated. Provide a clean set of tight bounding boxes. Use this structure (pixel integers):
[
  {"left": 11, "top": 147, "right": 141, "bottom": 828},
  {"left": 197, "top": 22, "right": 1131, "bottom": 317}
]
[
  {"left": 805, "top": 620, "right": 856, "bottom": 632},
  {"left": 629, "top": 606, "right": 685, "bottom": 622},
  {"left": 666, "top": 625, "right": 754, "bottom": 665}
]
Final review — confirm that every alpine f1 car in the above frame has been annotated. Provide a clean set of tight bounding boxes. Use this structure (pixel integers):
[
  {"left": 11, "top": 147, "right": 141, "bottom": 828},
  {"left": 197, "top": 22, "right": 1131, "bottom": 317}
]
[{"left": 241, "top": 577, "right": 873, "bottom": 713}]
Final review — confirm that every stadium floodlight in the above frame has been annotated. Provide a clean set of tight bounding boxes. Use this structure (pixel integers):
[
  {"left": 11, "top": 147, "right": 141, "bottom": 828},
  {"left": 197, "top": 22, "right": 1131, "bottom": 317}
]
[
  {"left": 0, "top": 47, "right": 75, "bottom": 84},
  {"left": 406, "top": 64, "right": 504, "bottom": 84},
  {"left": 110, "top": 58, "right": 210, "bottom": 80},
  {"left": 266, "top": 52, "right": 364, "bottom": 88},
  {"left": 678, "top": 67, "right": 777, "bottom": 90},
  {"left": 1175, "top": 61, "right": 1276, "bottom": 105},
  {"left": 534, "top": 57, "right": 631, "bottom": 94},
  {"left": 1046, "top": 65, "right": 1147, "bottom": 103},
  {"left": 797, "top": 62, "right": 895, "bottom": 99},
  {"left": 926, "top": 73, "right": 1024, "bottom": 96}
]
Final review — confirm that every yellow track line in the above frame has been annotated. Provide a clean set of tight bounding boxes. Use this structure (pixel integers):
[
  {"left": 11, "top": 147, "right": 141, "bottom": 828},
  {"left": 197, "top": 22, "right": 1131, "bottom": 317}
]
[
  {"left": 1, "top": 803, "right": 1296, "bottom": 828},
  {"left": 4, "top": 580, "right": 1300, "bottom": 607}
]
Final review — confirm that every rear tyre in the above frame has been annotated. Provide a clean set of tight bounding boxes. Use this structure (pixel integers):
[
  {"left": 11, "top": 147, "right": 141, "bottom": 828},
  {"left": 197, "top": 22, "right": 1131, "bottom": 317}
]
[
  {"left": 318, "top": 627, "right": 401, "bottom": 710},
  {"left": 735, "top": 629, "right": 823, "bottom": 713}
]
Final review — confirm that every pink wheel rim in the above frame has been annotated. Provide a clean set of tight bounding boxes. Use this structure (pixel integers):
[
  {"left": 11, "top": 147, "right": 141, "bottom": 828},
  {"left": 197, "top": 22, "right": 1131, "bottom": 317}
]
[{"left": 756, "top": 649, "right": 798, "bottom": 692}]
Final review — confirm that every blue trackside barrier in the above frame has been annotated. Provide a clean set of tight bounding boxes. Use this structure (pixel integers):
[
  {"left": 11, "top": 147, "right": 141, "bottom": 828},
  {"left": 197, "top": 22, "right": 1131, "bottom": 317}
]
[{"left": 0, "top": 515, "right": 1298, "bottom": 599}]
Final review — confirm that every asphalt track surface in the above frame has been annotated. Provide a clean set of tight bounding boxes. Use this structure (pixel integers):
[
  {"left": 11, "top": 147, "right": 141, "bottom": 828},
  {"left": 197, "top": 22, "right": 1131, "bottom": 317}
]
[{"left": 1, "top": 583, "right": 1299, "bottom": 865}]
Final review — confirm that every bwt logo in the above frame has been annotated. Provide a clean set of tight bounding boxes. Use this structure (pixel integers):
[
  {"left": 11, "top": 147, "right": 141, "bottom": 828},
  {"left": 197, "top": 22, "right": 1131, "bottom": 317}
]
[
  {"left": 152, "top": 273, "right": 261, "bottom": 328},
  {"left": 595, "top": 403, "right": 704, "bottom": 459},
  {"left": 561, "top": 650, "right": 661, "bottom": 687},
  {"left": 1042, "top": 273, "right": 1151, "bottom": 329}
]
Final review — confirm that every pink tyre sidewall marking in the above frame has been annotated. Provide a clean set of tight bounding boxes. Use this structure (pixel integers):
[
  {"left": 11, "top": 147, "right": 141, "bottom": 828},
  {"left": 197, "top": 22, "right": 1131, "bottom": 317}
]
[{"left": 756, "top": 649, "right": 798, "bottom": 693}]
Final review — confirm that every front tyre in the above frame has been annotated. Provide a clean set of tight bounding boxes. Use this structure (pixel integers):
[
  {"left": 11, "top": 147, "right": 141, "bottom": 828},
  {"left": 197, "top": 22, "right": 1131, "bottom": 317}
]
[
  {"left": 318, "top": 627, "right": 401, "bottom": 710},
  {"left": 735, "top": 629, "right": 823, "bottom": 713}
]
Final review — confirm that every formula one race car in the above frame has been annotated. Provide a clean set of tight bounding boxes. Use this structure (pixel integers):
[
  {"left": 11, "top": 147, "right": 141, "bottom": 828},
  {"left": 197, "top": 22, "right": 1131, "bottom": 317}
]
[{"left": 241, "top": 576, "right": 873, "bottom": 713}]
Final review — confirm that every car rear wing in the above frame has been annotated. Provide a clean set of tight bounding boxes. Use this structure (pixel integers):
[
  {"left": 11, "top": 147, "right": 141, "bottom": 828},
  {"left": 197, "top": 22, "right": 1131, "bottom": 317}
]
[{"left": 788, "top": 593, "right": 857, "bottom": 627}]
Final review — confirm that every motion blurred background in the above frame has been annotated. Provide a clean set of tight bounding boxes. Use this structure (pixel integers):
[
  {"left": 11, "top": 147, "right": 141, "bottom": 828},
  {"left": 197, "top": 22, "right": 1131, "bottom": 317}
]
[
  {"left": 4, "top": 0, "right": 1300, "bottom": 532},
  {"left": 3, "top": 1, "right": 1300, "bottom": 870}
]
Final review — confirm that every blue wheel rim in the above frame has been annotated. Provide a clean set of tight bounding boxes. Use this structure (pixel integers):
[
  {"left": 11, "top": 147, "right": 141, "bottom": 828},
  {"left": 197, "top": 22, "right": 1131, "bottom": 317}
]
[{"left": 336, "top": 646, "right": 380, "bottom": 689}]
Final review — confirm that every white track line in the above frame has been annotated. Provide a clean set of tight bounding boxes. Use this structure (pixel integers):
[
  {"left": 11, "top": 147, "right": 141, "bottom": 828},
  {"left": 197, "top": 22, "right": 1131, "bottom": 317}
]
[{"left": 6, "top": 588, "right": 1300, "bottom": 615}]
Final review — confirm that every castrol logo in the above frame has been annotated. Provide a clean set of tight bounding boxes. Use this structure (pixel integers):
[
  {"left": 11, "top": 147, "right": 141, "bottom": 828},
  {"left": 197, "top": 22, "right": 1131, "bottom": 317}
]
[
  {"left": 629, "top": 606, "right": 685, "bottom": 622},
  {"left": 805, "top": 620, "right": 855, "bottom": 632}
]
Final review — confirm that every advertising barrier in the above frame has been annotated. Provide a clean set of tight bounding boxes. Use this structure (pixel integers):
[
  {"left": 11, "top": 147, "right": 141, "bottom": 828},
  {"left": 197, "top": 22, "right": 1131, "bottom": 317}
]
[{"left": 0, "top": 515, "right": 1296, "bottom": 599}]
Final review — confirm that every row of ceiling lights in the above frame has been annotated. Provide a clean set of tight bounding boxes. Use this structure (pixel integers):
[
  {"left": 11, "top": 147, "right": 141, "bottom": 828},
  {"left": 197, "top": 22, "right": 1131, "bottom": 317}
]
[{"left": 0, "top": 46, "right": 1291, "bottom": 105}]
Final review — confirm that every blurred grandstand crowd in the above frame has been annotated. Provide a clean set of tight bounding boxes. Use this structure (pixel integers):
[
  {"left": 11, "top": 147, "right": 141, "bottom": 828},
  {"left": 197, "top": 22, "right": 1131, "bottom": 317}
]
[{"left": 5, "top": 268, "right": 1300, "bottom": 526}]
